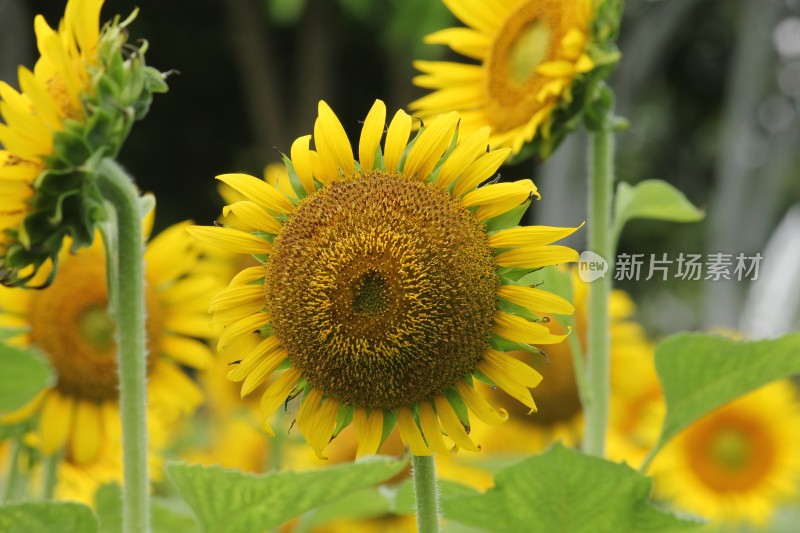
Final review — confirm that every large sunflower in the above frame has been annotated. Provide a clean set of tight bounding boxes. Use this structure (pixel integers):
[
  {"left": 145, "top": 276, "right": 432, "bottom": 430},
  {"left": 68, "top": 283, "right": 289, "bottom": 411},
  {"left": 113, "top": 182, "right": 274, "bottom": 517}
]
[
  {"left": 410, "top": 0, "right": 620, "bottom": 158},
  {"left": 653, "top": 381, "right": 800, "bottom": 527},
  {"left": 189, "top": 100, "right": 580, "bottom": 458},
  {"left": 0, "top": 0, "right": 165, "bottom": 286},
  {"left": 0, "top": 217, "right": 213, "bottom": 484}
]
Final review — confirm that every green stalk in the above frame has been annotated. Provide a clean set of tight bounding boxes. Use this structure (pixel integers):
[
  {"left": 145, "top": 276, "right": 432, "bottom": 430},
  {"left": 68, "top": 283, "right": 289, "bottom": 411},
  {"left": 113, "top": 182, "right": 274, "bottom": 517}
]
[
  {"left": 2, "top": 437, "right": 22, "bottom": 503},
  {"left": 96, "top": 158, "right": 150, "bottom": 533},
  {"left": 582, "top": 126, "right": 614, "bottom": 457},
  {"left": 40, "top": 452, "right": 60, "bottom": 500},
  {"left": 412, "top": 455, "right": 439, "bottom": 533}
]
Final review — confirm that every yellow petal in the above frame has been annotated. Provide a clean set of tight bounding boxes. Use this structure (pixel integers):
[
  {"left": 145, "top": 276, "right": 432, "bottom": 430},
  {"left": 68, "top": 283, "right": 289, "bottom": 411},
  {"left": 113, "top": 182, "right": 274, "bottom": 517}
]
[
  {"left": 354, "top": 408, "right": 384, "bottom": 459},
  {"left": 434, "top": 396, "right": 479, "bottom": 452},
  {"left": 442, "top": 0, "right": 505, "bottom": 33},
  {"left": 71, "top": 400, "right": 103, "bottom": 465},
  {"left": 397, "top": 407, "right": 432, "bottom": 456},
  {"left": 306, "top": 398, "right": 339, "bottom": 459},
  {"left": 215, "top": 174, "right": 295, "bottom": 213},
  {"left": 424, "top": 28, "right": 491, "bottom": 60},
  {"left": 229, "top": 266, "right": 266, "bottom": 286},
  {"left": 453, "top": 148, "right": 511, "bottom": 196},
  {"left": 222, "top": 202, "right": 282, "bottom": 234},
  {"left": 408, "top": 86, "right": 483, "bottom": 114},
  {"left": 492, "top": 311, "right": 570, "bottom": 345},
  {"left": 436, "top": 126, "right": 490, "bottom": 189},
  {"left": 39, "top": 392, "right": 73, "bottom": 455},
  {"left": 290, "top": 135, "right": 316, "bottom": 194},
  {"left": 259, "top": 368, "right": 302, "bottom": 436},
  {"left": 403, "top": 112, "right": 459, "bottom": 179},
  {"left": 314, "top": 101, "right": 354, "bottom": 178},
  {"left": 358, "top": 100, "right": 386, "bottom": 171},
  {"left": 496, "top": 284, "right": 575, "bottom": 315},
  {"left": 161, "top": 335, "right": 214, "bottom": 370},
  {"left": 483, "top": 349, "right": 543, "bottom": 388},
  {"left": 495, "top": 245, "right": 579, "bottom": 269},
  {"left": 240, "top": 348, "right": 287, "bottom": 398},
  {"left": 476, "top": 358, "right": 538, "bottom": 412},
  {"left": 296, "top": 389, "right": 323, "bottom": 439},
  {"left": 412, "top": 61, "right": 483, "bottom": 88},
  {"left": 227, "top": 336, "right": 283, "bottom": 381},
  {"left": 383, "top": 109, "right": 412, "bottom": 172},
  {"left": 489, "top": 224, "right": 583, "bottom": 248},
  {"left": 462, "top": 179, "right": 539, "bottom": 208},
  {"left": 219, "top": 312, "right": 270, "bottom": 351},
  {"left": 210, "top": 284, "right": 265, "bottom": 312},
  {"left": 419, "top": 401, "right": 452, "bottom": 455},
  {"left": 187, "top": 226, "right": 272, "bottom": 255},
  {"left": 454, "top": 381, "right": 508, "bottom": 425}
]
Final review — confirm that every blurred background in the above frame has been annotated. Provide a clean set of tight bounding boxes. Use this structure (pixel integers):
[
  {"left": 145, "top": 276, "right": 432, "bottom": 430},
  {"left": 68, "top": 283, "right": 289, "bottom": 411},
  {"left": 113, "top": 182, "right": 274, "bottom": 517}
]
[{"left": 1, "top": 0, "right": 799, "bottom": 338}]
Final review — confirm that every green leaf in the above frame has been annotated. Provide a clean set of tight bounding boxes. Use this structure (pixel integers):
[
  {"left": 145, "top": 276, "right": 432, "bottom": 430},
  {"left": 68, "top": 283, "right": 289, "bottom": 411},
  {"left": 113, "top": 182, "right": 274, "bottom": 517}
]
[
  {"left": 0, "top": 341, "right": 54, "bottom": 415},
  {"left": 0, "top": 328, "right": 24, "bottom": 341},
  {"left": 166, "top": 456, "right": 408, "bottom": 533},
  {"left": 613, "top": 180, "right": 704, "bottom": 241},
  {"left": 443, "top": 444, "right": 701, "bottom": 533},
  {"left": 646, "top": 333, "right": 800, "bottom": 463},
  {"left": 95, "top": 483, "right": 198, "bottom": 533},
  {"left": 297, "top": 488, "right": 390, "bottom": 532},
  {"left": 0, "top": 502, "right": 98, "bottom": 533}
]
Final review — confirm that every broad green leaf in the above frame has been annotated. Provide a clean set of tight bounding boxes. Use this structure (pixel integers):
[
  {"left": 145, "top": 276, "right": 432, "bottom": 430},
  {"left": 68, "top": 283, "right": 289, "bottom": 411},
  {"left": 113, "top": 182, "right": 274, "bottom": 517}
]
[
  {"left": 296, "top": 488, "right": 390, "bottom": 532},
  {"left": 166, "top": 456, "right": 407, "bottom": 533},
  {"left": 614, "top": 180, "right": 704, "bottom": 241},
  {"left": 0, "top": 502, "right": 97, "bottom": 533},
  {"left": 95, "top": 484, "right": 198, "bottom": 533},
  {"left": 646, "top": 333, "right": 800, "bottom": 463},
  {"left": 443, "top": 444, "right": 700, "bottom": 533},
  {"left": 0, "top": 342, "right": 54, "bottom": 414}
]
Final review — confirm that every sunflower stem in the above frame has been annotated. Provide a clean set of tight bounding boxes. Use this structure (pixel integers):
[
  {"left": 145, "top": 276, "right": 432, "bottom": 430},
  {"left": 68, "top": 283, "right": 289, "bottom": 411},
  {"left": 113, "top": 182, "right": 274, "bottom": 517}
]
[
  {"left": 412, "top": 454, "right": 440, "bottom": 533},
  {"left": 96, "top": 158, "right": 150, "bottom": 533},
  {"left": 2, "top": 436, "right": 22, "bottom": 503},
  {"left": 583, "top": 124, "right": 615, "bottom": 457},
  {"left": 40, "top": 452, "right": 60, "bottom": 500}
]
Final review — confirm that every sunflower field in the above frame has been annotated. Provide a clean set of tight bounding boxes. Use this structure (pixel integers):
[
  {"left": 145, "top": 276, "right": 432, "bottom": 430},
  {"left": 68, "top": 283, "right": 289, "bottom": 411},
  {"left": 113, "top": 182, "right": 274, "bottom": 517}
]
[{"left": 1, "top": 1, "right": 799, "bottom": 532}]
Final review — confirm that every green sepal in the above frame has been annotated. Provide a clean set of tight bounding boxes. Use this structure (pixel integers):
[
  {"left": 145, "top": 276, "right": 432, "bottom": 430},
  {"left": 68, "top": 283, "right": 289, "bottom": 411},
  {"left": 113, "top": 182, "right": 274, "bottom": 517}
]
[
  {"left": 279, "top": 152, "right": 309, "bottom": 200},
  {"left": 445, "top": 388, "right": 470, "bottom": 429},
  {"left": 483, "top": 201, "right": 531, "bottom": 232},
  {"left": 489, "top": 334, "right": 545, "bottom": 357},
  {"left": 333, "top": 404, "right": 354, "bottom": 438},
  {"left": 380, "top": 409, "right": 398, "bottom": 445}
]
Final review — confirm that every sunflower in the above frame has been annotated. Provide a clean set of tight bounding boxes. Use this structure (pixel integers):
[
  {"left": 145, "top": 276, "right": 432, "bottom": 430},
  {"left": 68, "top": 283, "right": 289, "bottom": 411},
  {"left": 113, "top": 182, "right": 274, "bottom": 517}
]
[
  {"left": 0, "top": 0, "right": 166, "bottom": 286},
  {"left": 0, "top": 217, "right": 214, "bottom": 497},
  {"left": 189, "top": 100, "right": 580, "bottom": 459},
  {"left": 410, "top": 0, "right": 621, "bottom": 158},
  {"left": 653, "top": 381, "right": 800, "bottom": 527}
]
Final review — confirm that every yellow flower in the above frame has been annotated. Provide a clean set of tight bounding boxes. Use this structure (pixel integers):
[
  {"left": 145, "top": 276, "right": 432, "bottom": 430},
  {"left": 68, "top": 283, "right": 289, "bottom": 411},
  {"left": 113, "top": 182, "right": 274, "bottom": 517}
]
[
  {"left": 653, "top": 381, "right": 800, "bottom": 527},
  {"left": 190, "top": 100, "right": 580, "bottom": 459},
  {"left": 0, "top": 0, "right": 166, "bottom": 286},
  {"left": 410, "top": 0, "right": 620, "bottom": 158},
  {"left": 0, "top": 217, "right": 215, "bottom": 501}
]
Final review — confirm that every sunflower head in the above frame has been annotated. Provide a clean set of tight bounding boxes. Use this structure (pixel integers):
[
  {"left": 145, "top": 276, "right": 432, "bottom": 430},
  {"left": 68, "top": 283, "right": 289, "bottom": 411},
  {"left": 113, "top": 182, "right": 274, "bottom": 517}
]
[
  {"left": 0, "top": 0, "right": 167, "bottom": 287},
  {"left": 190, "top": 100, "right": 580, "bottom": 459},
  {"left": 410, "top": 0, "right": 622, "bottom": 161}
]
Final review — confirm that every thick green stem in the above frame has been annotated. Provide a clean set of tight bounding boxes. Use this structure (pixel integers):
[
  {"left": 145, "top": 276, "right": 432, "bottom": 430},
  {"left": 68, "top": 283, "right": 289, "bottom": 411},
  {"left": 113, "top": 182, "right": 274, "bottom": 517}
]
[
  {"left": 2, "top": 437, "right": 22, "bottom": 503},
  {"left": 583, "top": 127, "right": 614, "bottom": 457},
  {"left": 412, "top": 455, "right": 439, "bottom": 533},
  {"left": 96, "top": 158, "right": 150, "bottom": 533}
]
